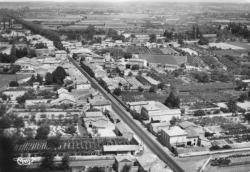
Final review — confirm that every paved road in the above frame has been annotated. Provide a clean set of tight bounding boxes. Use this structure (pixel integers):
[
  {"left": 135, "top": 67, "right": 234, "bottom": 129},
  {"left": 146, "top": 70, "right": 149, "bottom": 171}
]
[{"left": 69, "top": 58, "right": 185, "bottom": 172}]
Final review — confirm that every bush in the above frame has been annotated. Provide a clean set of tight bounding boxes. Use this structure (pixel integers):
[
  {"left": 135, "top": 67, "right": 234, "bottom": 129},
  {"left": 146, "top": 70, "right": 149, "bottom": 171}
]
[
  {"left": 238, "top": 93, "right": 248, "bottom": 102},
  {"left": 194, "top": 110, "right": 206, "bottom": 116},
  {"left": 113, "top": 88, "right": 122, "bottom": 96},
  {"left": 213, "top": 109, "right": 220, "bottom": 114},
  {"left": 222, "top": 145, "right": 232, "bottom": 149},
  {"left": 65, "top": 125, "right": 76, "bottom": 135},
  {"left": 9, "top": 81, "right": 19, "bottom": 87},
  {"left": 220, "top": 107, "right": 230, "bottom": 113},
  {"left": 210, "top": 145, "right": 221, "bottom": 151},
  {"left": 47, "top": 136, "right": 60, "bottom": 148},
  {"left": 164, "top": 91, "right": 180, "bottom": 108},
  {"left": 138, "top": 86, "right": 144, "bottom": 92},
  {"left": 36, "top": 125, "right": 50, "bottom": 139},
  {"left": 149, "top": 86, "right": 156, "bottom": 93}
]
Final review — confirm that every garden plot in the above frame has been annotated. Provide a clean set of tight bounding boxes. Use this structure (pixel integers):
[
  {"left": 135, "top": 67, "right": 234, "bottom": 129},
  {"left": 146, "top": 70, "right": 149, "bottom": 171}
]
[
  {"left": 142, "top": 75, "right": 160, "bottom": 86},
  {"left": 209, "top": 43, "right": 245, "bottom": 50}
]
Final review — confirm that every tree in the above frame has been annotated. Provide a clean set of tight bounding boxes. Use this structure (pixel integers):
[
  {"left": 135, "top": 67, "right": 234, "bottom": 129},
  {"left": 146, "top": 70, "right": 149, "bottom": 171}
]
[
  {"left": 131, "top": 34, "right": 136, "bottom": 39},
  {"left": 9, "top": 81, "right": 19, "bottom": 87},
  {"left": 227, "top": 99, "right": 237, "bottom": 115},
  {"left": 121, "top": 164, "right": 131, "bottom": 172},
  {"left": 0, "top": 117, "right": 11, "bottom": 129},
  {"left": 0, "top": 104, "right": 6, "bottom": 116},
  {"left": 36, "top": 125, "right": 50, "bottom": 139},
  {"left": 40, "top": 151, "right": 54, "bottom": 170},
  {"left": 89, "top": 167, "right": 105, "bottom": 172},
  {"left": 211, "top": 70, "right": 231, "bottom": 82},
  {"left": 163, "top": 30, "right": 173, "bottom": 41},
  {"left": 24, "top": 128, "right": 35, "bottom": 138},
  {"left": 34, "top": 42, "right": 47, "bottom": 49},
  {"left": 149, "top": 34, "right": 156, "bottom": 43},
  {"left": 45, "top": 72, "right": 53, "bottom": 85},
  {"left": 131, "top": 65, "right": 139, "bottom": 70},
  {"left": 13, "top": 116, "right": 24, "bottom": 128},
  {"left": 235, "top": 80, "right": 248, "bottom": 91},
  {"left": 52, "top": 66, "right": 67, "bottom": 85},
  {"left": 164, "top": 91, "right": 180, "bottom": 108},
  {"left": 149, "top": 86, "right": 156, "bottom": 93},
  {"left": 138, "top": 86, "right": 144, "bottom": 92},
  {"left": 65, "top": 125, "right": 76, "bottom": 135},
  {"left": 178, "top": 38, "right": 184, "bottom": 45},
  {"left": 170, "top": 116, "right": 177, "bottom": 126},
  {"left": 198, "top": 37, "right": 209, "bottom": 45},
  {"left": 0, "top": 93, "right": 8, "bottom": 101},
  {"left": 113, "top": 88, "right": 122, "bottom": 96},
  {"left": 158, "top": 82, "right": 164, "bottom": 90},
  {"left": 0, "top": 136, "right": 16, "bottom": 172},
  {"left": 16, "top": 89, "right": 36, "bottom": 104},
  {"left": 192, "top": 72, "right": 210, "bottom": 83},
  {"left": 47, "top": 136, "right": 60, "bottom": 148},
  {"left": 238, "top": 93, "right": 248, "bottom": 102},
  {"left": 124, "top": 52, "right": 132, "bottom": 59},
  {"left": 194, "top": 110, "right": 206, "bottom": 116},
  {"left": 60, "top": 154, "right": 69, "bottom": 170}
]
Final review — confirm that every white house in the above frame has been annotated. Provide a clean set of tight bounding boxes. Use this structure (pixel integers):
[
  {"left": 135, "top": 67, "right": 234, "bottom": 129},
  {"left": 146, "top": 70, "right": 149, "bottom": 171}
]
[
  {"left": 141, "top": 101, "right": 181, "bottom": 122},
  {"left": 161, "top": 126, "right": 187, "bottom": 149}
]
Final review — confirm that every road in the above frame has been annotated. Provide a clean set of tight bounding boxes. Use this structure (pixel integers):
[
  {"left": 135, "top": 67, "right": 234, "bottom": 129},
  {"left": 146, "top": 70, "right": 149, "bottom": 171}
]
[{"left": 69, "top": 58, "right": 185, "bottom": 172}]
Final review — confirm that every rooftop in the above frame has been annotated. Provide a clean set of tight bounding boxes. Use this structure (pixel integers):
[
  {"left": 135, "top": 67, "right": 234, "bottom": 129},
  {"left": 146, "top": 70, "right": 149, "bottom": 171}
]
[
  {"left": 162, "top": 126, "right": 187, "bottom": 137},
  {"left": 85, "top": 111, "right": 103, "bottom": 118},
  {"left": 142, "top": 101, "right": 169, "bottom": 111},
  {"left": 103, "top": 145, "right": 139, "bottom": 152}
]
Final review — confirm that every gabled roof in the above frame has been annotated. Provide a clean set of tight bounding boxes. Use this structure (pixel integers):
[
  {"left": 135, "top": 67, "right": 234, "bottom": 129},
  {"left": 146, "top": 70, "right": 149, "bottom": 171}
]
[{"left": 115, "top": 155, "right": 135, "bottom": 163}]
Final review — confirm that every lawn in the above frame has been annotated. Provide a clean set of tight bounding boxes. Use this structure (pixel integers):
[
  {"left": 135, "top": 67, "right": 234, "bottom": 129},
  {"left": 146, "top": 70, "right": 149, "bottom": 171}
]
[{"left": 0, "top": 74, "right": 31, "bottom": 90}]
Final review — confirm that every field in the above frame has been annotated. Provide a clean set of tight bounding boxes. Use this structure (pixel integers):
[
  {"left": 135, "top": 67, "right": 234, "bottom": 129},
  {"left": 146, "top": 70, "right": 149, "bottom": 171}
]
[
  {"left": 209, "top": 43, "right": 245, "bottom": 50},
  {"left": 227, "top": 42, "right": 250, "bottom": 50},
  {"left": 15, "top": 137, "right": 132, "bottom": 155},
  {"left": 192, "top": 90, "right": 238, "bottom": 103},
  {"left": 187, "top": 55, "right": 206, "bottom": 67},
  {"left": 0, "top": 74, "right": 31, "bottom": 90},
  {"left": 126, "top": 46, "right": 150, "bottom": 54},
  {"left": 121, "top": 91, "right": 167, "bottom": 103},
  {"left": 176, "top": 82, "right": 235, "bottom": 93}
]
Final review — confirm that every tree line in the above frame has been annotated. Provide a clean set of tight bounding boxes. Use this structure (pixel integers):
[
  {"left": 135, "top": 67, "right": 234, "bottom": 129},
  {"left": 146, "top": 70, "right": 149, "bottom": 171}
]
[{"left": 3, "top": 9, "right": 64, "bottom": 50}]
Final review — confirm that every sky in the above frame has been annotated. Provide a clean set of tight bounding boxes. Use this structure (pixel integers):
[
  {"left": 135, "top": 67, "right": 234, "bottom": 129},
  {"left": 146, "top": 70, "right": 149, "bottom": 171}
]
[{"left": 0, "top": 0, "right": 250, "bottom": 2}]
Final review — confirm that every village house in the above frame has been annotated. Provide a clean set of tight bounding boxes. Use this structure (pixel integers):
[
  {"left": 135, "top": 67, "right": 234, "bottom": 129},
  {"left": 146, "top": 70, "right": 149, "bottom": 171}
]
[
  {"left": 141, "top": 101, "right": 181, "bottom": 122},
  {"left": 160, "top": 126, "right": 187, "bottom": 149},
  {"left": 114, "top": 155, "right": 138, "bottom": 172}
]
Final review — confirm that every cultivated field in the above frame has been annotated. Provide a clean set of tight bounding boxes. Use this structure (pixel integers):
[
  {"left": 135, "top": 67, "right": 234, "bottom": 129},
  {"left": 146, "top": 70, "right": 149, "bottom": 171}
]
[{"left": 209, "top": 42, "right": 245, "bottom": 50}]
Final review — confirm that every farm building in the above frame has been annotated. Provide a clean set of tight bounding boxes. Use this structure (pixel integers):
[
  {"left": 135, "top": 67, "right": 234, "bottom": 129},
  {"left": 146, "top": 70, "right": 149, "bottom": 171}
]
[{"left": 141, "top": 101, "right": 181, "bottom": 122}]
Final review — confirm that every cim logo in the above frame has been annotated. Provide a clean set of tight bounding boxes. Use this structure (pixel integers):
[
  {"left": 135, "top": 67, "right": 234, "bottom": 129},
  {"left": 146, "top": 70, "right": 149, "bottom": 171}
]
[{"left": 16, "top": 157, "right": 33, "bottom": 166}]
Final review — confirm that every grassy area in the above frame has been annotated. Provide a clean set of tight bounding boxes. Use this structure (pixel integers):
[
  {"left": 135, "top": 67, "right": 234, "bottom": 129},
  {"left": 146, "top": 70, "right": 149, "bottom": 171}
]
[
  {"left": 0, "top": 74, "right": 31, "bottom": 90},
  {"left": 121, "top": 91, "right": 167, "bottom": 103}
]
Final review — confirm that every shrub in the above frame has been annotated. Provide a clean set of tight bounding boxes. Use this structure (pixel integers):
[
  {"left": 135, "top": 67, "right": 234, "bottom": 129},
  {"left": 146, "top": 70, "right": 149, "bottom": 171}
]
[
  {"left": 194, "top": 110, "right": 206, "bottom": 116},
  {"left": 9, "top": 81, "right": 19, "bottom": 87}
]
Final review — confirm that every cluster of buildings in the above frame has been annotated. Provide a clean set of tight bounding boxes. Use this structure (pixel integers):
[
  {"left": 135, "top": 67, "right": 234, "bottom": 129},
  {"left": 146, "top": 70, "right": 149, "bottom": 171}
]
[{"left": 0, "top": 25, "right": 175, "bottom": 172}]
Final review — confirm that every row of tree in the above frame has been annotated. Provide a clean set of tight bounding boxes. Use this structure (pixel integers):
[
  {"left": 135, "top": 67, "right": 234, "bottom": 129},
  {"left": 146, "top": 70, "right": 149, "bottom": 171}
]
[{"left": 4, "top": 9, "right": 64, "bottom": 50}]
